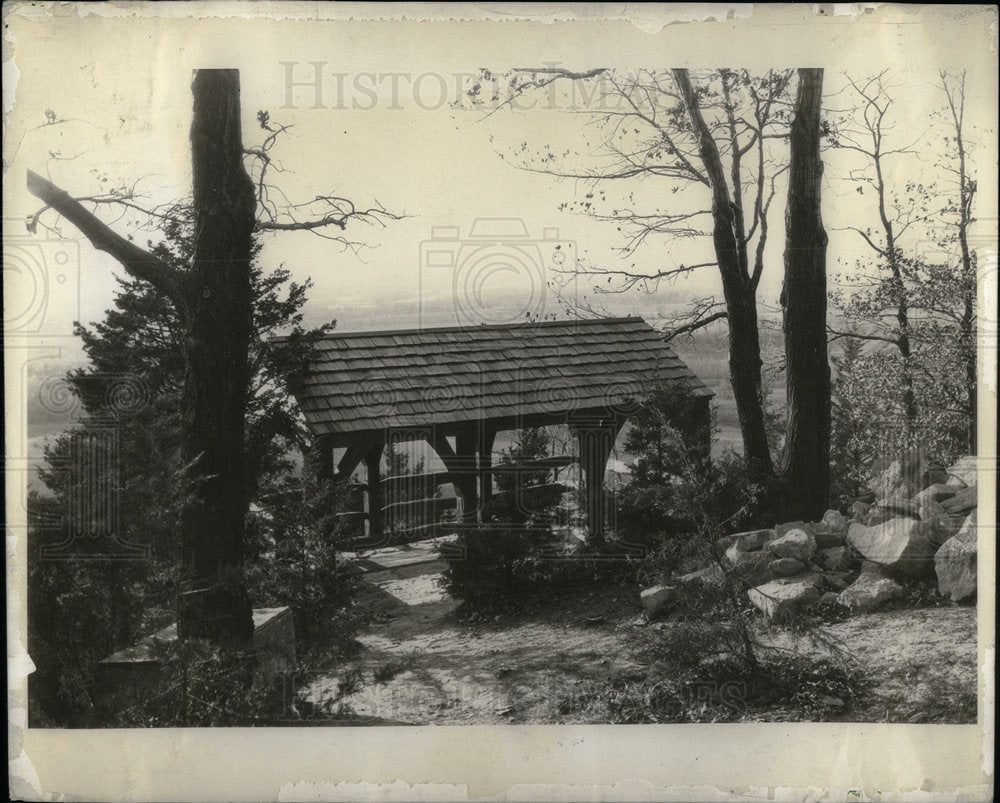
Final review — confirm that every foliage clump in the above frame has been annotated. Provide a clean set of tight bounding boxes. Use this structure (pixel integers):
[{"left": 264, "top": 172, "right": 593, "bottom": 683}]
[
  {"left": 439, "top": 427, "right": 634, "bottom": 614},
  {"left": 26, "top": 222, "right": 349, "bottom": 726}
]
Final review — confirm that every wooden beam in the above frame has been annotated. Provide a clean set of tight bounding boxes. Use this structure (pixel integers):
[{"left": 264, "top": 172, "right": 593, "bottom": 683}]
[
  {"left": 333, "top": 443, "right": 369, "bottom": 483},
  {"left": 382, "top": 495, "right": 458, "bottom": 515},
  {"left": 433, "top": 431, "right": 478, "bottom": 522},
  {"left": 315, "top": 436, "right": 334, "bottom": 479},
  {"left": 380, "top": 470, "right": 452, "bottom": 497},
  {"left": 317, "top": 404, "right": 693, "bottom": 449}
]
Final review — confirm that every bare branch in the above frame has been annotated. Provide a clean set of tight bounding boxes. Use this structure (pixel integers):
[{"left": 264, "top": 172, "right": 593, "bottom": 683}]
[
  {"left": 660, "top": 295, "right": 729, "bottom": 343},
  {"left": 826, "top": 326, "right": 898, "bottom": 346},
  {"left": 475, "top": 67, "right": 608, "bottom": 121},
  {"left": 557, "top": 260, "right": 718, "bottom": 294},
  {"left": 26, "top": 169, "right": 187, "bottom": 311}
]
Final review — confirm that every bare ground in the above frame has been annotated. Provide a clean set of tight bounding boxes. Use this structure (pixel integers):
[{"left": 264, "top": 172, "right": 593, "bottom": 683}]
[
  {"left": 299, "top": 558, "right": 978, "bottom": 725},
  {"left": 809, "top": 606, "right": 978, "bottom": 723}
]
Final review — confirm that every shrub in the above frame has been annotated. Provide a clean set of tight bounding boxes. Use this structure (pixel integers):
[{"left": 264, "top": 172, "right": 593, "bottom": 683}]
[
  {"left": 26, "top": 489, "right": 168, "bottom": 727},
  {"left": 439, "top": 521, "right": 637, "bottom": 614},
  {"left": 245, "top": 456, "right": 362, "bottom": 656},
  {"left": 616, "top": 381, "right": 761, "bottom": 550},
  {"left": 438, "top": 519, "right": 555, "bottom": 612},
  {"left": 109, "top": 639, "right": 281, "bottom": 727},
  {"left": 440, "top": 422, "right": 637, "bottom": 613}
]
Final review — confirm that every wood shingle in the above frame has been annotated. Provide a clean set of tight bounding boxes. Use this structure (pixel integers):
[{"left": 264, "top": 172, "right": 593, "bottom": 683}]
[{"left": 284, "top": 317, "right": 712, "bottom": 444}]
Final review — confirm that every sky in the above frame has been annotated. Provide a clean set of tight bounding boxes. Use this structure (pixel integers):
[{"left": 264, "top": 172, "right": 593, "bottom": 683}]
[{"left": 4, "top": 4, "right": 997, "bottom": 379}]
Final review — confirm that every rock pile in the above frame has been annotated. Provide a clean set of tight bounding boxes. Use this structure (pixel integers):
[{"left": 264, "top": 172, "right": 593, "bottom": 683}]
[{"left": 639, "top": 453, "right": 979, "bottom": 622}]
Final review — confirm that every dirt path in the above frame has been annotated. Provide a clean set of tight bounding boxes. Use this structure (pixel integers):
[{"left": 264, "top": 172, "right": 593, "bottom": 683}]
[
  {"left": 299, "top": 548, "right": 978, "bottom": 725},
  {"left": 300, "top": 557, "right": 644, "bottom": 724},
  {"left": 820, "top": 606, "right": 978, "bottom": 722}
]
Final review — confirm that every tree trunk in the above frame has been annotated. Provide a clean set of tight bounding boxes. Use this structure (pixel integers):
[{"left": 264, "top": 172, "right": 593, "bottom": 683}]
[
  {"left": 724, "top": 284, "right": 773, "bottom": 482},
  {"left": 780, "top": 68, "right": 830, "bottom": 519},
  {"left": 872, "top": 136, "right": 917, "bottom": 434},
  {"left": 962, "top": 291, "right": 976, "bottom": 454},
  {"left": 672, "top": 69, "right": 774, "bottom": 482},
  {"left": 953, "top": 91, "right": 977, "bottom": 455},
  {"left": 177, "top": 69, "right": 256, "bottom": 644}
]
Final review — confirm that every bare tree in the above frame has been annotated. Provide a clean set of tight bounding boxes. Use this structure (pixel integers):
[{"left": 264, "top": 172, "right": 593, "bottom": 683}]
[
  {"left": 934, "top": 70, "right": 977, "bottom": 453},
  {"left": 476, "top": 68, "right": 794, "bottom": 483},
  {"left": 828, "top": 70, "right": 977, "bottom": 456},
  {"left": 26, "top": 69, "right": 397, "bottom": 645},
  {"left": 827, "top": 72, "right": 928, "bottom": 433}
]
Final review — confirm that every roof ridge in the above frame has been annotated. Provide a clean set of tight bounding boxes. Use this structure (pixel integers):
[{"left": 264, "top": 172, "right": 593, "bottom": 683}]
[{"left": 305, "top": 316, "right": 649, "bottom": 341}]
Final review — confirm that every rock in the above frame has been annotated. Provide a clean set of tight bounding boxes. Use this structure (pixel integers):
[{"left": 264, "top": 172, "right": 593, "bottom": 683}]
[
  {"left": 818, "top": 591, "right": 842, "bottom": 608},
  {"left": 940, "top": 484, "right": 977, "bottom": 516},
  {"left": 935, "top": 512, "right": 977, "bottom": 602},
  {"left": 775, "top": 520, "right": 815, "bottom": 539},
  {"left": 640, "top": 585, "right": 678, "bottom": 619},
  {"left": 765, "top": 529, "right": 816, "bottom": 562},
  {"left": 924, "top": 464, "right": 949, "bottom": 487},
  {"left": 815, "top": 510, "right": 848, "bottom": 548},
  {"left": 875, "top": 496, "right": 921, "bottom": 520},
  {"left": 821, "top": 509, "right": 849, "bottom": 535},
  {"left": 719, "top": 529, "right": 775, "bottom": 566},
  {"left": 913, "top": 483, "right": 958, "bottom": 507},
  {"left": 730, "top": 550, "right": 778, "bottom": 587},
  {"left": 837, "top": 569, "right": 904, "bottom": 612},
  {"left": 917, "top": 496, "right": 947, "bottom": 521},
  {"left": 849, "top": 500, "right": 870, "bottom": 518},
  {"left": 722, "top": 543, "right": 754, "bottom": 567},
  {"left": 947, "top": 456, "right": 978, "bottom": 487},
  {"left": 865, "top": 508, "right": 894, "bottom": 527},
  {"left": 718, "top": 528, "right": 774, "bottom": 555},
  {"left": 821, "top": 571, "right": 853, "bottom": 591},
  {"left": 919, "top": 499, "right": 965, "bottom": 548},
  {"left": 846, "top": 518, "right": 936, "bottom": 577},
  {"left": 748, "top": 573, "right": 824, "bottom": 622},
  {"left": 769, "top": 557, "right": 807, "bottom": 577},
  {"left": 814, "top": 529, "right": 846, "bottom": 548},
  {"left": 868, "top": 450, "right": 932, "bottom": 499},
  {"left": 817, "top": 546, "right": 854, "bottom": 572},
  {"left": 676, "top": 564, "right": 725, "bottom": 587}
]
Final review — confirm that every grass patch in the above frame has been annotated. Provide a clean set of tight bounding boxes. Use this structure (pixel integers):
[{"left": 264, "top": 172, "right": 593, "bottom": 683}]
[{"left": 549, "top": 654, "right": 866, "bottom": 723}]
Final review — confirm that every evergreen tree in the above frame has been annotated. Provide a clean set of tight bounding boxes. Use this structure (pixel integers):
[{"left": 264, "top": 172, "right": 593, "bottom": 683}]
[{"left": 27, "top": 218, "right": 333, "bottom": 725}]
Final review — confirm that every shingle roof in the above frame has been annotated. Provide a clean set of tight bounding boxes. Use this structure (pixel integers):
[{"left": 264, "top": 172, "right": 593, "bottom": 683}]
[{"left": 288, "top": 317, "right": 712, "bottom": 440}]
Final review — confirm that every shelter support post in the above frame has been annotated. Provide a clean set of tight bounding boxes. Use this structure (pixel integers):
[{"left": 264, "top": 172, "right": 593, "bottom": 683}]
[
  {"left": 477, "top": 427, "right": 497, "bottom": 517},
  {"left": 364, "top": 445, "right": 384, "bottom": 541},
  {"left": 571, "top": 417, "right": 625, "bottom": 542}
]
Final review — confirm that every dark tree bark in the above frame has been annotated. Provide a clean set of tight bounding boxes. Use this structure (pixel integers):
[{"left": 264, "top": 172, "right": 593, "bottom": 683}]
[
  {"left": 28, "top": 70, "right": 257, "bottom": 645},
  {"left": 176, "top": 70, "right": 257, "bottom": 644},
  {"left": 673, "top": 69, "right": 774, "bottom": 483},
  {"left": 780, "top": 68, "right": 830, "bottom": 519}
]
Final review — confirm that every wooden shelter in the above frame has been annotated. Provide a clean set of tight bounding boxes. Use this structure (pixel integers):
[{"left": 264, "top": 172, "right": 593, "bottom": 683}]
[{"left": 287, "top": 317, "right": 712, "bottom": 540}]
